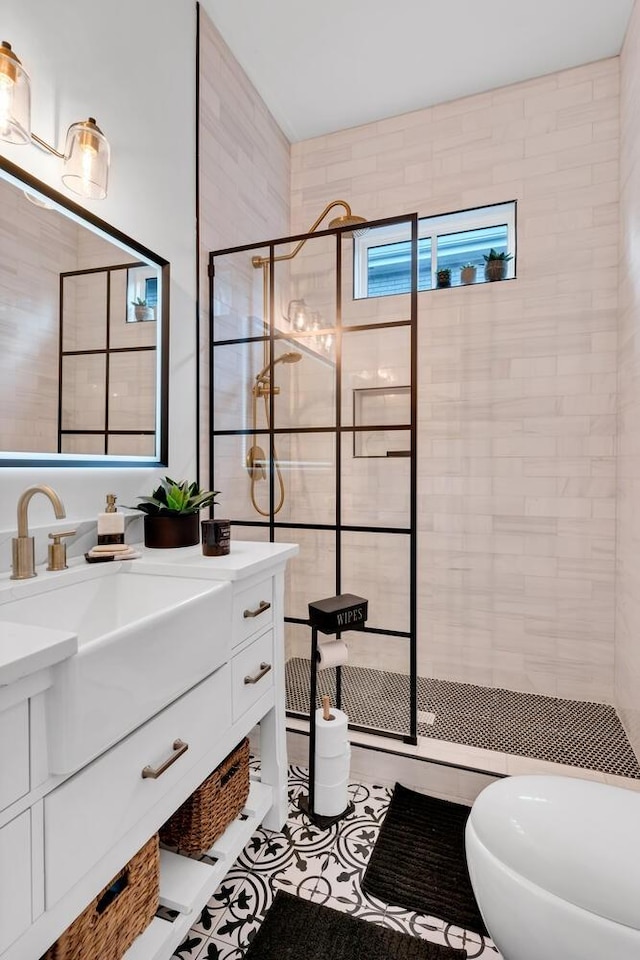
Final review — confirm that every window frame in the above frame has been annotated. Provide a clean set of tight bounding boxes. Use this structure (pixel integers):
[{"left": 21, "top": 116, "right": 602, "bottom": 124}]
[{"left": 354, "top": 200, "right": 517, "bottom": 298}]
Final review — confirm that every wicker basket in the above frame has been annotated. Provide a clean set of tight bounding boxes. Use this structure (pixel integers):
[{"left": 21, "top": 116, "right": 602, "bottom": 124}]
[
  {"left": 160, "top": 738, "right": 250, "bottom": 854},
  {"left": 43, "top": 834, "right": 159, "bottom": 960}
]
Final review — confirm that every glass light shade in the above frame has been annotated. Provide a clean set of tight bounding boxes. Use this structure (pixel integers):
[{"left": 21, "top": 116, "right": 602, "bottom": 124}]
[
  {"left": 62, "top": 117, "right": 110, "bottom": 200},
  {"left": 287, "top": 299, "right": 310, "bottom": 331},
  {"left": 0, "top": 41, "right": 31, "bottom": 144}
]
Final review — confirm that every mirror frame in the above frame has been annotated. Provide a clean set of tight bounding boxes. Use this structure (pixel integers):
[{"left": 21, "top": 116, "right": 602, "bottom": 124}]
[{"left": 0, "top": 154, "right": 169, "bottom": 468}]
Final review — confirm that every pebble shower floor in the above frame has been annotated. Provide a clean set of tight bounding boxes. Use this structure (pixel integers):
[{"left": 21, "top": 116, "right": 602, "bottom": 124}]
[
  {"left": 285, "top": 658, "right": 640, "bottom": 779},
  {"left": 165, "top": 761, "right": 499, "bottom": 959}
]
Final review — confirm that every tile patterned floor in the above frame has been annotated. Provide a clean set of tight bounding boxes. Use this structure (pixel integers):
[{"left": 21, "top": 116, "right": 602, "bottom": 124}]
[
  {"left": 285, "top": 658, "right": 640, "bottom": 779},
  {"left": 168, "top": 763, "right": 500, "bottom": 959}
]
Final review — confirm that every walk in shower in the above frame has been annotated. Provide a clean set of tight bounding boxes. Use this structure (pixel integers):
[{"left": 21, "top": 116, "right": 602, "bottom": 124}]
[
  {"left": 210, "top": 206, "right": 419, "bottom": 745},
  {"left": 208, "top": 206, "right": 640, "bottom": 780}
]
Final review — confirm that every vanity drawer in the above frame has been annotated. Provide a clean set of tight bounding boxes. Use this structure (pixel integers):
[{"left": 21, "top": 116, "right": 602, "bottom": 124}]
[
  {"left": 44, "top": 665, "right": 231, "bottom": 909},
  {"left": 0, "top": 700, "right": 29, "bottom": 812},
  {"left": 232, "top": 629, "right": 274, "bottom": 722},
  {"left": 0, "top": 810, "right": 32, "bottom": 954},
  {"left": 232, "top": 576, "right": 274, "bottom": 647}
]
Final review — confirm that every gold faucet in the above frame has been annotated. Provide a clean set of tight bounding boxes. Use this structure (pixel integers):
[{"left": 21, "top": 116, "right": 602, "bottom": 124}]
[{"left": 11, "top": 485, "right": 66, "bottom": 580}]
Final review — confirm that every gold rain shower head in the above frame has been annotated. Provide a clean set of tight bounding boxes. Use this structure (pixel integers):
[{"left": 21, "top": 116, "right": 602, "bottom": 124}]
[
  {"left": 327, "top": 210, "right": 368, "bottom": 237},
  {"left": 251, "top": 200, "right": 368, "bottom": 269}
]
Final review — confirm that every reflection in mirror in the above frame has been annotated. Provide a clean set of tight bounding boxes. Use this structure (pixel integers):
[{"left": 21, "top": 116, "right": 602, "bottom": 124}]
[{"left": 0, "top": 156, "right": 169, "bottom": 466}]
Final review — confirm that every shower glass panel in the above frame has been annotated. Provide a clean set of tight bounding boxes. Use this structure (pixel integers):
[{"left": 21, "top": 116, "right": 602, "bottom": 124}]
[
  {"left": 342, "top": 218, "right": 414, "bottom": 327},
  {"left": 341, "top": 326, "right": 411, "bottom": 426},
  {"left": 341, "top": 432, "right": 411, "bottom": 529},
  {"left": 212, "top": 434, "right": 272, "bottom": 523},
  {"left": 277, "top": 527, "right": 337, "bottom": 621},
  {"left": 231, "top": 524, "right": 271, "bottom": 544},
  {"left": 209, "top": 212, "right": 417, "bottom": 744},
  {"left": 270, "top": 433, "right": 336, "bottom": 527},
  {"left": 272, "top": 334, "right": 336, "bottom": 430},
  {"left": 272, "top": 232, "right": 337, "bottom": 431},
  {"left": 211, "top": 248, "right": 269, "bottom": 342},
  {"left": 342, "top": 530, "right": 411, "bottom": 635},
  {"left": 213, "top": 340, "right": 267, "bottom": 432}
]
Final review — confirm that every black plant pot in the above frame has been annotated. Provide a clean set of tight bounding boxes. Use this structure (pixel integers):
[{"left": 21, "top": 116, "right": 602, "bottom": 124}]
[{"left": 143, "top": 513, "right": 200, "bottom": 549}]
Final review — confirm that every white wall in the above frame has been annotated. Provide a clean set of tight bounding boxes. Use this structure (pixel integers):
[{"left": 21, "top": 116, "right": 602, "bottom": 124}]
[{"left": 0, "top": 0, "right": 197, "bottom": 536}]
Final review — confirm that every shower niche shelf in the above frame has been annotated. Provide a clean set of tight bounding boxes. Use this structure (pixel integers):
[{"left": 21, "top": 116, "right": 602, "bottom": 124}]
[{"left": 353, "top": 385, "right": 411, "bottom": 458}]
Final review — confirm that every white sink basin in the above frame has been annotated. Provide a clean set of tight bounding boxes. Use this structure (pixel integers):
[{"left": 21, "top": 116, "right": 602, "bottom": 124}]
[{"left": 0, "top": 565, "right": 232, "bottom": 773}]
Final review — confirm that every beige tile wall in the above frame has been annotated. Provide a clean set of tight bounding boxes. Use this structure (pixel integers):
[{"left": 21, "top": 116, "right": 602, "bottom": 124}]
[
  {"left": 198, "top": 9, "right": 290, "bottom": 480},
  {"left": 617, "top": 5, "right": 640, "bottom": 755},
  {"left": 0, "top": 180, "right": 77, "bottom": 453},
  {"left": 291, "top": 59, "right": 620, "bottom": 702}
]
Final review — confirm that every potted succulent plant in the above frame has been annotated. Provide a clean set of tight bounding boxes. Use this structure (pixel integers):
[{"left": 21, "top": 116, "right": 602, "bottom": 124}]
[
  {"left": 483, "top": 249, "right": 513, "bottom": 282},
  {"left": 460, "top": 263, "right": 477, "bottom": 285},
  {"left": 131, "top": 477, "right": 220, "bottom": 548},
  {"left": 436, "top": 267, "right": 451, "bottom": 289},
  {"left": 131, "top": 297, "right": 154, "bottom": 322}
]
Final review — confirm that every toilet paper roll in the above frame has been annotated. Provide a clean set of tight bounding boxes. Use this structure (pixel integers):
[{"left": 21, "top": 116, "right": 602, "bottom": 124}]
[
  {"left": 315, "top": 707, "right": 349, "bottom": 757},
  {"left": 317, "top": 640, "right": 348, "bottom": 670},
  {"left": 314, "top": 776, "right": 350, "bottom": 818},
  {"left": 316, "top": 748, "right": 351, "bottom": 786}
]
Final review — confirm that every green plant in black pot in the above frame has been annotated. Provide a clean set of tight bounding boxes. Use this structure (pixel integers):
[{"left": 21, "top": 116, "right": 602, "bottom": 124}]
[
  {"left": 131, "top": 477, "right": 220, "bottom": 548},
  {"left": 436, "top": 267, "right": 451, "bottom": 288},
  {"left": 483, "top": 248, "right": 513, "bottom": 282}
]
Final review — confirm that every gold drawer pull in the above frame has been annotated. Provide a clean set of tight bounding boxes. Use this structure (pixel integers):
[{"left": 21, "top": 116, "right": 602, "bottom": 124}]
[
  {"left": 141, "top": 739, "right": 189, "bottom": 779},
  {"left": 244, "top": 662, "right": 272, "bottom": 685},
  {"left": 243, "top": 600, "right": 271, "bottom": 619}
]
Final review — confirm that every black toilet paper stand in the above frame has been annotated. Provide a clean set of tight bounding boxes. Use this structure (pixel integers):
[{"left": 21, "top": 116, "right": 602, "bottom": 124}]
[{"left": 299, "top": 594, "right": 368, "bottom": 829}]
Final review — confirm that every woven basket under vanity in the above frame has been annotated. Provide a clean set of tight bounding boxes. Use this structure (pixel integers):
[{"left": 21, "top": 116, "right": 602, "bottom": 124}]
[
  {"left": 160, "top": 738, "right": 250, "bottom": 854},
  {"left": 42, "top": 834, "right": 159, "bottom": 960}
]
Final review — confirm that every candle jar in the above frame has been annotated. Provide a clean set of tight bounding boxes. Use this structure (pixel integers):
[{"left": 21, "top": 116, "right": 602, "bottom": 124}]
[{"left": 201, "top": 519, "right": 231, "bottom": 556}]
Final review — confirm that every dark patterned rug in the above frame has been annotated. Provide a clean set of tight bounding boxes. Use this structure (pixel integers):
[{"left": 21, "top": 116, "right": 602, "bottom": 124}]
[
  {"left": 243, "top": 890, "right": 466, "bottom": 959},
  {"left": 362, "top": 783, "right": 487, "bottom": 937}
]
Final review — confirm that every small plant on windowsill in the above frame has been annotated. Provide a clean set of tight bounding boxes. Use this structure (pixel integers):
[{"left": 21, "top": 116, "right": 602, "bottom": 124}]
[
  {"left": 460, "top": 263, "right": 477, "bottom": 285},
  {"left": 483, "top": 249, "right": 513, "bottom": 282},
  {"left": 436, "top": 267, "right": 451, "bottom": 289},
  {"left": 131, "top": 297, "right": 154, "bottom": 322},
  {"left": 130, "top": 477, "right": 220, "bottom": 548}
]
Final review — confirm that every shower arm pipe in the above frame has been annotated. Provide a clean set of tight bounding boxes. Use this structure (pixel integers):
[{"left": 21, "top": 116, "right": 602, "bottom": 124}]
[{"left": 251, "top": 200, "right": 358, "bottom": 269}]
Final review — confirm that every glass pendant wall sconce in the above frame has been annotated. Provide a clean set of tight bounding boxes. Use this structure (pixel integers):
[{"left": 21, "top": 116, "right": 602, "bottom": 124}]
[{"left": 0, "top": 40, "right": 111, "bottom": 199}]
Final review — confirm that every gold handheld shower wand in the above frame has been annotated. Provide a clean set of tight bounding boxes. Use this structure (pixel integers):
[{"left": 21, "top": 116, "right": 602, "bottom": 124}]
[{"left": 247, "top": 351, "right": 302, "bottom": 513}]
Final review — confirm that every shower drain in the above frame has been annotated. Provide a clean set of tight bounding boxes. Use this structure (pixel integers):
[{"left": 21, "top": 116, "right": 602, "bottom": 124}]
[{"left": 417, "top": 710, "right": 436, "bottom": 726}]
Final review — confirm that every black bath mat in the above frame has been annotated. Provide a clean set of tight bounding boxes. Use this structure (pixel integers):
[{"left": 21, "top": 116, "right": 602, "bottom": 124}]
[
  {"left": 244, "top": 890, "right": 466, "bottom": 960},
  {"left": 361, "top": 783, "right": 487, "bottom": 937}
]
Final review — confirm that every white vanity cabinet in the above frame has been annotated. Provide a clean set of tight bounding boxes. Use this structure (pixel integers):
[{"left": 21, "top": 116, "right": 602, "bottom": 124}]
[
  {"left": 0, "top": 810, "right": 32, "bottom": 954},
  {"left": 0, "top": 541, "right": 296, "bottom": 960}
]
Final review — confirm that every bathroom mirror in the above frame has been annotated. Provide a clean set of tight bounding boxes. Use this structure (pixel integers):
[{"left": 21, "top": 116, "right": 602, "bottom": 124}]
[{"left": 0, "top": 155, "right": 169, "bottom": 467}]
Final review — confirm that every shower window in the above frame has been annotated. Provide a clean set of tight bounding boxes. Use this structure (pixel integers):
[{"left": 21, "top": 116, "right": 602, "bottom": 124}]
[{"left": 354, "top": 200, "right": 516, "bottom": 298}]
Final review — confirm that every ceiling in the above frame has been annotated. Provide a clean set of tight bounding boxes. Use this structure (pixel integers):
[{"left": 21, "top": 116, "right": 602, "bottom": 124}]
[{"left": 201, "top": 0, "right": 634, "bottom": 143}]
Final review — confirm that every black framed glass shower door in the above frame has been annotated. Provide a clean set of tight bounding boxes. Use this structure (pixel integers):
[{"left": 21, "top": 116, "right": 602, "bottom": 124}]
[{"left": 208, "top": 213, "right": 418, "bottom": 745}]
